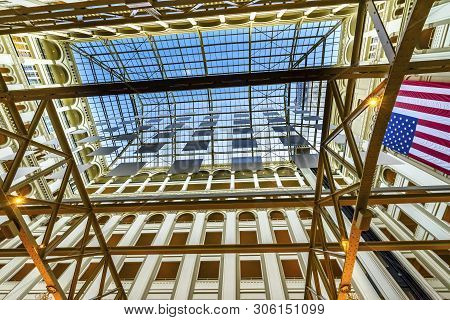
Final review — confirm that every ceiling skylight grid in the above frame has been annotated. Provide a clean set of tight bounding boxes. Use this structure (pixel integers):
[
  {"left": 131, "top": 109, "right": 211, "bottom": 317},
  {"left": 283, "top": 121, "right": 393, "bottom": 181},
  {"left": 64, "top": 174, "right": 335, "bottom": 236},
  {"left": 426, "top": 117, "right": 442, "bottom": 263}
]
[{"left": 70, "top": 20, "right": 341, "bottom": 172}]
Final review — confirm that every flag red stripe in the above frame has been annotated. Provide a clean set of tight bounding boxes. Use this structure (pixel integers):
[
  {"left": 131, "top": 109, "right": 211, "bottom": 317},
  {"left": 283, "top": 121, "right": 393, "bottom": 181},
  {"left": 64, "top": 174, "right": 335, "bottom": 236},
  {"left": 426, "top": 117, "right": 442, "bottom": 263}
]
[
  {"left": 414, "top": 131, "right": 450, "bottom": 148},
  {"left": 417, "top": 119, "right": 450, "bottom": 133},
  {"left": 398, "top": 89, "right": 450, "bottom": 102},
  {"left": 395, "top": 101, "right": 450, "bottom": 118},
  {"left": 403, "top": 80, "right": 450, "bottom": 89},
  {"left": 411, "top": 143, "right": 450, "bottom": 163},
  {"left": 408, "top": 153, "right": 450, "bottom": 175}
]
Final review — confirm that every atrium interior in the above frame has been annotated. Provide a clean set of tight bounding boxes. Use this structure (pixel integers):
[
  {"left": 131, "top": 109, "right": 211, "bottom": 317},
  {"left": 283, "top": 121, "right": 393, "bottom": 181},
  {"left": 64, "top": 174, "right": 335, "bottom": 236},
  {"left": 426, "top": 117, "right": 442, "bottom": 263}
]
[{"left": 0, "top": 0, "right": 448, "bottom": 300}]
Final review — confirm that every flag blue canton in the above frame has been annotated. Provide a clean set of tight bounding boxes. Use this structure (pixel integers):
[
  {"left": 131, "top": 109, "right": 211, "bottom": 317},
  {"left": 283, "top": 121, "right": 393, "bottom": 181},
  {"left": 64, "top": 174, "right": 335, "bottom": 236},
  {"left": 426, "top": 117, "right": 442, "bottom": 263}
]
[{"left": 382, "top": 112, "right": 418, "bottom": 155}]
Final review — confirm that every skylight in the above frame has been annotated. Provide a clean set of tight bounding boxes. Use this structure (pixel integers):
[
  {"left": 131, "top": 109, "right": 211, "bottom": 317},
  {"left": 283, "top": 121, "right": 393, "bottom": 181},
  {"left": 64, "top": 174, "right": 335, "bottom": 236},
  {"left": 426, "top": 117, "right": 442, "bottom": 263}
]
[{"left": 71, "top": 21, "right": 341, "bottom": 172}]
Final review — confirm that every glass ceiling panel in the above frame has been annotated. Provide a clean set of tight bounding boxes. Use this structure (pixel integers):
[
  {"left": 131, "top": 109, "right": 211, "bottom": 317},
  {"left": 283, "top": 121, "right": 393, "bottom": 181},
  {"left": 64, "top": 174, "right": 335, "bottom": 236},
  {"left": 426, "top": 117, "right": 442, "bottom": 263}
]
[{"left": 71, "top": 21, "right": 341, "bottom": 171}]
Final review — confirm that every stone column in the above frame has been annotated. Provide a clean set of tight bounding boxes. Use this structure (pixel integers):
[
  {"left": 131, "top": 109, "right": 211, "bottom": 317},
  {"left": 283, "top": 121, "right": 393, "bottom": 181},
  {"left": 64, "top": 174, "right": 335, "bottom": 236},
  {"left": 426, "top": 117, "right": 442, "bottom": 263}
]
[
  {"left": 274, "top": 172, "right": 283, "bottom": 188},
  {"left": 136, "top": 177, "right": 151, "bottom": 193},
  {"left": 115, "top": 178, "right": 132, "bottom": 193},
  {"left": 181, "top": 174, "right": 192, "bottom": 191},
  {"left": 158, "top": 175, "right": 171, "bottom": 192},
  {"left": 230, "top": 172, "right": 235, "bottom": 190},
  {"left": 95, "top": 177, "right": 115, "bottom": 194},
  {"left": 221, "top": 211, "right": 237, "bottom": 299},
  {"left": 256, "top": 210, "right": 286, "bottom": 299},
  {"left": 128, "top": 213, "right": 177, "bottom": 299},
  {"left": 205, "top": 174, "right": 213, "bottom": 191},
  {"left": 172, "top": 212, "right": 206, "bottom": 299},
  {"left": 253, "top": 173, "right": 259, "bottom": 189}
]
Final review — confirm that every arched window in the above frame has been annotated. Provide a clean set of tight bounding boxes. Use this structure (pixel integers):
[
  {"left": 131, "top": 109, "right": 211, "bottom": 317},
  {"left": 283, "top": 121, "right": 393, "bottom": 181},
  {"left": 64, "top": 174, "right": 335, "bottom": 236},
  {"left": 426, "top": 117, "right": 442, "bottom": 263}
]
[
  {"left": 207, "top": 212, "right": 224, "bottom": 222},
  {"left": 383, "top": 168, "right": 396, "bottom": 185},
  {"left": 177, "top": 213, "right": 193, "bottom": 223},
  {"left": 270, "top": 211, "right": 284, "bottom": 220},
  {"left": 213, "top": 170, "right": 231, "bottom": 180},
  {"left": 238, "top": 212, "right": 255, "bottom": 221},
  {"left": 120, "top": 215, "right": 135, "bottom": 225},
  {"left": 298, "top": 210, "right": 312, "bottom": 220},
  {"left": 147, "top": 214, "right": 164, "bottom": 224},
  {"left": 277, "top": 167, "right": 295, "bottom": 177}
]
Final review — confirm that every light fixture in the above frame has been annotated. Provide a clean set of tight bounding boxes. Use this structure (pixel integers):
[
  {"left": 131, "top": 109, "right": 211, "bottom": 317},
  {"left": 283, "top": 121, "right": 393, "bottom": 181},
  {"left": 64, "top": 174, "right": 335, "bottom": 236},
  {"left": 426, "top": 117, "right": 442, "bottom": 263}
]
[
  {"left": 368, "top": 96, "right": 380, "bottom": 108},
  {"left": 13, "top": 196, "right": 24, "bottom": 205},
  {"left": 341, "top": 239, "right": 349, "bottom": 253}
]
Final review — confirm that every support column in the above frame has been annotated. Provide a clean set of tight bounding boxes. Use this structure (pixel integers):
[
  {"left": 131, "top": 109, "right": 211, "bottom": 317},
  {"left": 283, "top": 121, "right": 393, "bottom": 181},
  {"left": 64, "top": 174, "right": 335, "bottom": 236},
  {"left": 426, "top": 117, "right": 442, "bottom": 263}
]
[
  {"left": 285, "top": 209, "right": 309, "bottom": 274},
  {"left": 128, "top": 213, "right": 176, "bottom": 299},
  {"left": 136, "top": 177, "right": 150, "bottom": 193},
  {"left": 274, "top": 172, "right": 283, "bottom": 188},
  {"left": 94, "top": 177, "right": 115, "bottom": 194},
  {"left": 205, "top": 174, "right": 213, "bottom": 191},
  {"left": 181, "top": 174, "right": 192, "bottom": 191},
  {"left": 253, "top": 172, "right": 259, "bottom": 189},
  {"left": 230, "top": 172, "right": 235, "bottom": 190},
  {"left": 158, "top": 175, "right": 170, "bottom": 192},
  {"left": 321, "top": 211, "right": 381, "bottom": 300},
  {"left": 172, "top": 212, "right": 206, "bottom": 299},
  {"left": 221, "top": 211, "right": 237, "bottom": 299},
  {"left": 256, "top": 210, "right": 286, "bottom": 299},
  {"left": 295, "top": 171, "right": 306, "bottom": 187},
  {"left": 115, "top": 178, "right": 132, "bottom": 194}
]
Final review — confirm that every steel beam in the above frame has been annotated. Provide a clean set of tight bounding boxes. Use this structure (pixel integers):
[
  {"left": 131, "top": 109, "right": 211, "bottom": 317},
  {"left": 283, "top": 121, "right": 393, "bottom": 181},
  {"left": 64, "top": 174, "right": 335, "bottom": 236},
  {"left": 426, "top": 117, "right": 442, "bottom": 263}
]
[
  {"left": 2, "top": 191, "right": 448, "bottom": 216},
  {"left": 1, "top": 61, "right": 449, "bottom": 102},
  {"left": 367, "top": 0, "right": 396, "bottom": 63},
  {"left": 0, "top": 240, "right": 448, "bottom": 258}
]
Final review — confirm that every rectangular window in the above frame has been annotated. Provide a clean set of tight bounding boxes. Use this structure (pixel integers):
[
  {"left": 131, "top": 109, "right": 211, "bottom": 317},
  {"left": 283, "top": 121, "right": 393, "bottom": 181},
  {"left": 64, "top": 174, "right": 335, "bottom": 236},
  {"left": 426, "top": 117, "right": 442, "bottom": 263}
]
[
  {"left": 197, "top": 261, "right": 220, "bottom": 280},
  {"left": 135, "top": 233, "right": 156, "bottom": 246},
  {"left": 240, "top": 260, "right": 262, "bottom": 280},
  {"left": 169, "top": 232, "right": 189, "bottom": 246},
  {"left": 319, "top": 259, "right": 342, "bottom": 278},
  {"left": 107, "top": 233, "right": 124, "bottom": 247},
  {"left": 204, "top": 232, "right": 222, "bottom": 245},
  {"left": 155, "top": 261, "right": 180, "bottom": 280},
  {"left": 80, "top": 262, "right": 101, "bottom": 281},
  {"left": 52, "top": 263, "right": 71, "bottom": 278},
  {"left": 10, "top": 263, "right": 35, "bottom": 281},
  {"left": 119, "top": 262, "right": 142, "bottom": 280},
  {"left": 398, "top": 211, "right": 418, "bottom": 233},
  {"left": 274, "top": 230, "right": 292, "bottom": 244},
  {"left": 407, "top": 258, "right": 433, "bottom": 278},
  {"left": 281, "top": 259, "right": 303, "bottom": 279},
  {"left": 239, "top": 231, "right": 258, "bottom": 244}
]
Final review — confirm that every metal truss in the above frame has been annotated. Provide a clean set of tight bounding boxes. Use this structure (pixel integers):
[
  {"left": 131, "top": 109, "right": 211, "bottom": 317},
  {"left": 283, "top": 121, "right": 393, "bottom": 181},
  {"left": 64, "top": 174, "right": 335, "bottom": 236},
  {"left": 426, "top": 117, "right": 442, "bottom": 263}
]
[
  {"left": 0, "top": 0, "right": 449, "bottom": 301},
  {"left": 0, "top": 0, "right": 377, "bottom": 38},
  {"left": 0, "top": 76, "right": 127, "bottom": 300},
  {"left": 1, "top": 61, "right": 448, "bottom": 102},
  {"left": 1, "top": 240, "right": 449, "bottom": 258},
  {"left": 303, "top": 0, "right": 445, "bottom": 300}
]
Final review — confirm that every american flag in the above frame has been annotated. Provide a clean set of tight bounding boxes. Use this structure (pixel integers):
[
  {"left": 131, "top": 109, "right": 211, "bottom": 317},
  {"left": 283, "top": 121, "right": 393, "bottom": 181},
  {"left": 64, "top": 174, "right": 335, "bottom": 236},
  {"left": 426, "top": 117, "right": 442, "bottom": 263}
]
[{"left": 382, "top": 80, "right": 450, "bottom": 175}]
